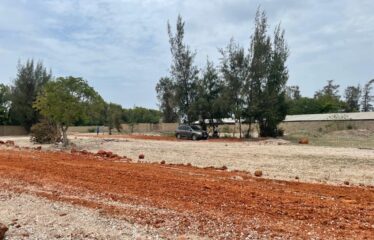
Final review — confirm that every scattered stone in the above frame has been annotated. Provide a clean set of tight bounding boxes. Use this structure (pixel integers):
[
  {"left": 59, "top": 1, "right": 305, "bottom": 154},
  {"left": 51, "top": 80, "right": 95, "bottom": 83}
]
[
  {"left": 15, "top": 224, "right": 21, "bottom": 228},
  {"left": 71, "top": 148, "right": 78, "bottom": 154},
  {"left": 139, "top": 154, "right": 145, "bottom": 159},
  {"left": 80, "top": 150, "right": 89, "bottom": 155},
  {"left": 5, "top": 140, "right": 15, "bottom": 146},
  {"left": 219, "top": 165, "right": 228, "bottom": 171},
  {"left": 298, "top": 138, "right": 309, "bottom": 144},
  {"left": 0, "top": 140, "right": 4, "bottom": 144},
  {"left": 0, "top": 223, "right": 8, "bottom": 240},
  {"left": 59, "top": 213, "right": 67, "bottom": 217},
  {"left": 254, "top": 170, "right": 263, "bottom": 177},
  {"left": 35, "top": 146, "right": 42, "bottom": 151},
  {"left": 344, "top": 181, "right": 350, "bottom": 185},
  {"left": 295, "top": 176, "right": 299, "bottom": 180},
  {"left": 160, "top": 160, "right": 165, "bottom": 164}
]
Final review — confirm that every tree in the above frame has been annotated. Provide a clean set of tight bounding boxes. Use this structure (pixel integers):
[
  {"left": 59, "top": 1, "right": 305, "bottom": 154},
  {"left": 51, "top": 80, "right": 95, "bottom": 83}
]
[
  {"left": 245, "top": 9, "right": 289, "bottom": 137},
  {"left": 361, "top": 79, "right": 374, "bottom": 112},
  {"left": 34, "top": 76, "right": 104, "bottom": 146},
  {"left": 167, "top": 15, "right": 199, "bottom": 123},
  {"left": 155, "top": 77, "right": 178, "bottom": 123},
  {"left": 344, "top": 85, "right": 361, "bottom": 112},
  {"left": 10, "top": 59, "right": 52, "bottom": 131},
  {"left": 314, "top": 80, "right": 344, "bottom": 113},
  {"left": 104, "top": 102, "right": 123, "bottom": 135},
  {"left": 122, "top": 107, "right": 162, "bottom": 124},
  {"left": 0, "top": 84, "right": 11, "bottom": 124},
  {"left": 220, "top": 39, "right": 249, "bottom": 138},
  {"left": 192, "top": 59, "right": 227, "bottom": 131}
]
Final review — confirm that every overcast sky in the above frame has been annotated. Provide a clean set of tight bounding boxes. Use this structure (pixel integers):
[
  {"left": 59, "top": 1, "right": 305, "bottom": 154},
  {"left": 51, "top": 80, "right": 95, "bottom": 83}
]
[{"left": 0, "top": 0, "right": 373, "bottom": 108}]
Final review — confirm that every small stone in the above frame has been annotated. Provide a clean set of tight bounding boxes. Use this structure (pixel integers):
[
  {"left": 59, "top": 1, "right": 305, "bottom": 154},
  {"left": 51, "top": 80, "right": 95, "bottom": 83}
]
[
  {"left": 254, "top": 170, "right": 263, "bottom": 177},
  {"left": 344, "top": 181, "right": 350, "bottom": 185},
  {"left": 295, "top": 176, "right": 299, "bottom": 180},
  {"left": 0, "top": 223, "right": 8, "bottom": 239},
  {"left": 160, "top": 160, "right": 165, "bottom": 164},
  {"left": 138, "top": 154, "right": 145, "bottom": 159}
]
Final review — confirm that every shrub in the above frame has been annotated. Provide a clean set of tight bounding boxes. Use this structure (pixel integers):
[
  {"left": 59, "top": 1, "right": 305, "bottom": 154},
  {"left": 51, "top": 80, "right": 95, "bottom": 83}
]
[
  {"left": 30, "top": 120, "right": 62, "bottom": 144},
  {"left": 88, "top": 127, "right": 96, "bottom": 133}
]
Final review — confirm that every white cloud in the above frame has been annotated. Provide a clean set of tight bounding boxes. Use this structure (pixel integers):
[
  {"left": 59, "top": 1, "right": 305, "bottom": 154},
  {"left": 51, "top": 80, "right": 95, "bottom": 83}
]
[{"left": 0, "top": 0, "right": 373, "bottom": 107}]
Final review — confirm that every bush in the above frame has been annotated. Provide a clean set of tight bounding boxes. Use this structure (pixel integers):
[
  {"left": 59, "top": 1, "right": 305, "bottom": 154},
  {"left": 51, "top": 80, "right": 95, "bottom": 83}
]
[
  {"left": 30, "top": 120, "right": 62, "bottom": 144},
  {"left": 88, "top": 127, "right": 96, "bottom": 133}
]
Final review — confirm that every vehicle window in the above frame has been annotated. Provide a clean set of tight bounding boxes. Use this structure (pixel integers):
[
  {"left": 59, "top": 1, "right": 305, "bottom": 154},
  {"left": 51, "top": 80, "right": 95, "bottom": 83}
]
[{"left": 191, "top": 125, "right": 201, "bottom": 131}]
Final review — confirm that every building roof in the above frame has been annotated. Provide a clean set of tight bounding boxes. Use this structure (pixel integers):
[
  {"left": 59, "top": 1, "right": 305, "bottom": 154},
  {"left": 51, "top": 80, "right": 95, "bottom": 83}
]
[{"left": 284, "top": 112, "right": 374, "bottom": 122}]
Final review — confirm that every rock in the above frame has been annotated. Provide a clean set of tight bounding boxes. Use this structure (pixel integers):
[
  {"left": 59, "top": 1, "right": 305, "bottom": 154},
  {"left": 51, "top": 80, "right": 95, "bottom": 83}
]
[
  {"left": 298, "top": 138, "right": 309, "bottom": 144},
  {"left": 96, "top": 150, "right": 107, "bottom": 157},
  {"left": 220, "top": 165, "right": 228, "bottom": 171},
  {"left": 35, "top": 146, "right": 42, "bottom": 151},
  {"left": 0, "top": 140, "right": 4, "bottom": 144},
  {"left": 0, "top": 223, "right": 8, "bottom": 240},
  {"left": 138, "top": 154, "right": 145, "bottom": 159},
  {"left": 344, "top": 181, "right": 350, "bottom": 185},
  {"left": 80, "top": 150, "right": 88, "bottom": 155},
  {"left": 71, "top": 148, "right": 78, "bottom": 154},
  {"left": 254, "top": 170, "right": 263, "bottom": 177},
  {"left": 295, "top": 176, "right": 299, "bottom": 180},
  {"left": 160, "top": 160, "right": 165, "bottom": 164},
  {"left": 5, "top": 140, "right": 15, "bottom": 146}
]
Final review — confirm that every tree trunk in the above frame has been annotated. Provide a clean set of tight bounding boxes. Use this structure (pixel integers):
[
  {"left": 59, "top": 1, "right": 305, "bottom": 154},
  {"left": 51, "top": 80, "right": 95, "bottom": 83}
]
[
  {"left": 239, "top": 118, "right": 242, "bottom": 139},
  {"left": 61, "top": 125, "right": 69, "bottom": 147}
]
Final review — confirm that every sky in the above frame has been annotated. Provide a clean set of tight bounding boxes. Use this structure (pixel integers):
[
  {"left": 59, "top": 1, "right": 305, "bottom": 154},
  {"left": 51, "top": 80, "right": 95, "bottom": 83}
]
[{"left": 0, "top": 0, "right": 373, "bottom": 109}]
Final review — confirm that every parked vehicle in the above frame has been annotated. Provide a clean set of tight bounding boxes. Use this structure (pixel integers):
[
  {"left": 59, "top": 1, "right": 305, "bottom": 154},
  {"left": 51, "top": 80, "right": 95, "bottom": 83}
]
[{"left": 175, "top": 125, "right": 208, "bottom": 140}]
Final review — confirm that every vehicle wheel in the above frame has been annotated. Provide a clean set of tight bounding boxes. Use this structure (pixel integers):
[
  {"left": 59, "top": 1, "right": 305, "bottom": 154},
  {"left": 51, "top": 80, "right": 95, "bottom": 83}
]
[
  {"left": 176, "top": 134, "right": 181, "bottom": 139},
  {"left": 192, "top": 134, "right": 197, "bottom": 141}
]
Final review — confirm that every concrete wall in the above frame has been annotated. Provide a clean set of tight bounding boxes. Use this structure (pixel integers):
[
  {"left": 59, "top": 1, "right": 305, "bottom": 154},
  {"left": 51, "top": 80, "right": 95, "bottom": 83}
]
[
  {"left": 279, "top": 120, "right": 374, "bottom": 134},
  {"left": 0, "top": 126, "right": 28, "bottom": 136},
  {"left": 68, "top": 120, "right": 374, "bottom": 135}
]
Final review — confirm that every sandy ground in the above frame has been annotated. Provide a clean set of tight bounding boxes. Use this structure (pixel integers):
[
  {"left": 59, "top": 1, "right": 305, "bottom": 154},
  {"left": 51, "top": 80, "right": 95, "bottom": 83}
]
[
  {"left": 0, "top": 148, "right": 373, "bottom": 239},
  {"left": 0, "top": 190, "right": 161, "bottom": 240},
  {"left": 2, "top": 135, "right": 373, "bottom": 186}
]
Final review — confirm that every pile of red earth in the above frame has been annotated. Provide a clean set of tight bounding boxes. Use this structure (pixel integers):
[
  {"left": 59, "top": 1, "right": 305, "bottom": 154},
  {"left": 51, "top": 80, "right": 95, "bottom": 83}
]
[{"left": 71, "top": 149, "right": 131, "bottom": 162}]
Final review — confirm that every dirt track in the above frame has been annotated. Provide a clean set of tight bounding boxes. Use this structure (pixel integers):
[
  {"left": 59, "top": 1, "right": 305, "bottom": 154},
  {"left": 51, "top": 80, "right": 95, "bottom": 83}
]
[{"left": 1, "top": 148, "right": 373, "bottom": 239}]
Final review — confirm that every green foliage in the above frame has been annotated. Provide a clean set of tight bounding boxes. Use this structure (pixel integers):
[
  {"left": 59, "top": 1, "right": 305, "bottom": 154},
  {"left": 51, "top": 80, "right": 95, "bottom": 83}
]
[
  {"left": 344, "top": 85, "right": 361, "bottom": 112},
  {"left": 192, "top": 60, "right": 227, "bottom": 128},
  {"left": 10, "top": 59, "right": 52, "bottom": 131},
  {"left": 30, "top": 119, "right": 61, "bottom": 144},
  {"left": 361, "top": 79, "right": 374, "bottom": 112},
  {"left": 245, "top": 10, "right": 289, "bottom": 137},
  {"left": 34, "top": 76, "right": 104, "bottom": 146},
  {"left": 0, "top": 84, "right": 11, "bottom": 124},
  {"left": 167, "top": 15, "right": 199, "bottom": 123},
  {"left": 122, "top": 107, "right": 162, "bottom": 124},
  {"left": 104, "top": 102, "right": 123, "bottom": 134},
  {"left": 220, "top": 39, "right": 248, "bottom": 136},
  {"left": 155, "top": 77, "right": 178, "bottom": 123}
]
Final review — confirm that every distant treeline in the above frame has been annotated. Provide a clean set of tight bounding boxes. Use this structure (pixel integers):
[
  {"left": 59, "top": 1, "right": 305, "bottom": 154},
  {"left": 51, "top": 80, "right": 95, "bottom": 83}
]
[{"left": 0, "top": 60, "right": 162, "bottom": 131}]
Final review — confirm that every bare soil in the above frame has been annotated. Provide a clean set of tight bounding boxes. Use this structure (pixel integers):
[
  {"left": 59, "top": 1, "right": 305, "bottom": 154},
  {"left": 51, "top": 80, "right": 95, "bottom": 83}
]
[
  {"left": 2, "top": 134, "right": 374, "bottom": 186},
  {"left": 0, "top": 147, "right": 374, "bottom": 239}
]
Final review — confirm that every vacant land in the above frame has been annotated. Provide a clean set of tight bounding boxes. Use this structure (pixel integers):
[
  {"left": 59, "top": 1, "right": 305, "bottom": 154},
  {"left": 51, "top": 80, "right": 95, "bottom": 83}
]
[
  {"left": 2, "top": 134, "right": 373, "bottom": 186},
  {"left": 0, "top": 147, "right": 373, "bottom": 239}
]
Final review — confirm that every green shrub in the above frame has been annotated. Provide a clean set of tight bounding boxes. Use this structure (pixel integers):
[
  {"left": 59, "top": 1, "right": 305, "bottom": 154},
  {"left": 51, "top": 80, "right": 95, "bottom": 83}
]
[{"left": 30, "top": 120, "right": 62, "bottom": 144}]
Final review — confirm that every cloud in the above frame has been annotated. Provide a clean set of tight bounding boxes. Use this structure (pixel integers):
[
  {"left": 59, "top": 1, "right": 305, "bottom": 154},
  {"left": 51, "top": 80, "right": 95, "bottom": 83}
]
[{"left": 0, "top": 0, "right": 373, "bottom": 108}]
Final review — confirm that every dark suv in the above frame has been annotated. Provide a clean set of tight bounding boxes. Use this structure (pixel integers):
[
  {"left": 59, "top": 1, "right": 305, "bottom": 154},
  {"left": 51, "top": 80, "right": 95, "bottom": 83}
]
[{"left": 175, "top": 125, "right": 208, "bottom": 140}]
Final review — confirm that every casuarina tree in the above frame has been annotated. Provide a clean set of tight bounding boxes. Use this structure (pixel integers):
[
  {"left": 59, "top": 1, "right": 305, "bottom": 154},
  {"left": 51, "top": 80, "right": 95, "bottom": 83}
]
[
  {"left": 167, "top": 15, "right": 199, "bottom": 123},
  {"left": 10, "top": 59, "right": 52, "bottom": 131}
]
